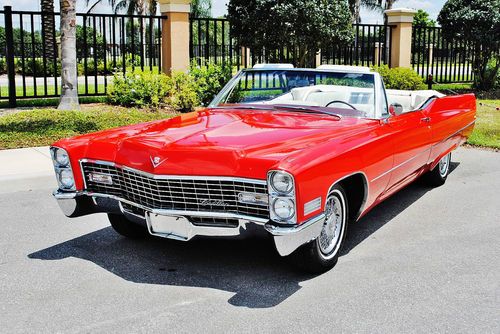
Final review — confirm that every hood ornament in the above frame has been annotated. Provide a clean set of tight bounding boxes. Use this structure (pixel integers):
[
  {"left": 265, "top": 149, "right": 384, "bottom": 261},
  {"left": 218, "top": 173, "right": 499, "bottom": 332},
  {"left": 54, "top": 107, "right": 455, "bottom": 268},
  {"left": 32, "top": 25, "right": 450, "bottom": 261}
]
[{"left": 150, "top": 156, "right": 167, "bottom": 168}]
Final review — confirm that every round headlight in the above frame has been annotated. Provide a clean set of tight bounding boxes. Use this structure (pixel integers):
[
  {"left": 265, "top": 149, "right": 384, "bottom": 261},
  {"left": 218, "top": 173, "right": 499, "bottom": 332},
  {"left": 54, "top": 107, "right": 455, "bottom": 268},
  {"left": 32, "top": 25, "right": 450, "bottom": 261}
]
[
  {"left": 271, "top": 172, "right": 294, "bottom": 194},
  {"left": 55, "top": 149, "right": 70, "bottom": 167},
  {"left": 59, "top": 169, "right": 74, "bottom": 188},
  {"left": 272, "top": 198, "right": 295, "bottom": 220}
]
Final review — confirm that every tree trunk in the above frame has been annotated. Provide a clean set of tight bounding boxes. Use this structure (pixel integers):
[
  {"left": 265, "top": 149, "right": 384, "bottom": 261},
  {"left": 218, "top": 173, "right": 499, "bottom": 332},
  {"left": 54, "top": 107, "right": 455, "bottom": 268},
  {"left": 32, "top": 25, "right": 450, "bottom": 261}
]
[
  {"left": 41, "top": 0, "right": 56, "bottom": 60},
  {"left": 58, "top": 0, "right": 79, "bottom": 110}
]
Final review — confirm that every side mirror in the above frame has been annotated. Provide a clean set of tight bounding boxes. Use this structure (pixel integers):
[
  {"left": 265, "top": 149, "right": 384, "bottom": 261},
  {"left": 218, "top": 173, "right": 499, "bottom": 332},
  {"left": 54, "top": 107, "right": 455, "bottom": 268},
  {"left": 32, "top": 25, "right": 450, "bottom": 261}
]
[{"left": 389, "top": 103, "right": 404, "bottom": 116}]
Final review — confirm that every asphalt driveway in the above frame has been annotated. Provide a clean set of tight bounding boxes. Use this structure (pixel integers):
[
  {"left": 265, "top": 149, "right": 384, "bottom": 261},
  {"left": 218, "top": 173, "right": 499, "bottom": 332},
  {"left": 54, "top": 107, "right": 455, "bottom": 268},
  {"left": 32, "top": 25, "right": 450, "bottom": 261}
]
[{"left": 0, "top": 147, "right": 498, "bottom": 333}]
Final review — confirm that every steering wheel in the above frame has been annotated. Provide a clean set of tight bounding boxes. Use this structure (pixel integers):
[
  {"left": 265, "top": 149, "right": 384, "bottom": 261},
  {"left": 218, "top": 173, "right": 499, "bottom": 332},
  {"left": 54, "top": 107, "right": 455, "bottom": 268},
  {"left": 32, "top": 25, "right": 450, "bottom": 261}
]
[{"left": 325, "top": 100, "right": 357, "bottom": 109}]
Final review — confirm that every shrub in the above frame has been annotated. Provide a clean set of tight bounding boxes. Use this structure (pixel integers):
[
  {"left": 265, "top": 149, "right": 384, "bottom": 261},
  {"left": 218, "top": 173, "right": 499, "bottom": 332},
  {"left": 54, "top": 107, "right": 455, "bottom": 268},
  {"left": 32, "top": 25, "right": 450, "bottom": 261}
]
[
  {"left": 107, "top": 71, "right": 171, "bottom": 108},
  {"left": 372, "top": 65, "right": 426, "bottom": 90},
  {"left": 0, "top": 57, "right": 6, "bottom": 74},
  {"left": 107, "top": 70, "right": 200, "bottom": 111},
  {"left": 166, "top": 71, "right": 200, "bottom": 112},
  {"left": 190, "top": 62, "right": 232, "bottom": 106}
]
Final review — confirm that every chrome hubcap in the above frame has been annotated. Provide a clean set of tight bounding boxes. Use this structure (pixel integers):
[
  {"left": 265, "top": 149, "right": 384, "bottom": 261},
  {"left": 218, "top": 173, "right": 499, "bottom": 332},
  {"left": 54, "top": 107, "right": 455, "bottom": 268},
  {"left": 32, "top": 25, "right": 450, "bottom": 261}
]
[
  {"left": 318, "top": 194, "right": 344, "bottom": 256},
  {"left": 439, "top": 154, "right": 450, "bottom": 177}
]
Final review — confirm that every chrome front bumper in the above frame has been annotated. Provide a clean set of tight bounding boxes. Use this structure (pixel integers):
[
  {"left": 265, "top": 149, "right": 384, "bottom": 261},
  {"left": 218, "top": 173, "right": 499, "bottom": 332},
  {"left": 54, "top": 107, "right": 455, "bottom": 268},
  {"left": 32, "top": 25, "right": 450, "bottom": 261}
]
[{"left": 53, "top": 191, "right": 325, "bottom": 256}]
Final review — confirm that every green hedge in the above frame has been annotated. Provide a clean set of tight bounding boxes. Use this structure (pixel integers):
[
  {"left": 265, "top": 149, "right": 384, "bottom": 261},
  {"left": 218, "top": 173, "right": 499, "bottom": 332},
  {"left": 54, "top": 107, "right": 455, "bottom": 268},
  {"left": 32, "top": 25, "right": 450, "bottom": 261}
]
[
  {"left": 107, "top": 62, "right": 232, "bottom": 111},
  {"left": 372, "top": 65, "right": 426, "bottom": 90}
]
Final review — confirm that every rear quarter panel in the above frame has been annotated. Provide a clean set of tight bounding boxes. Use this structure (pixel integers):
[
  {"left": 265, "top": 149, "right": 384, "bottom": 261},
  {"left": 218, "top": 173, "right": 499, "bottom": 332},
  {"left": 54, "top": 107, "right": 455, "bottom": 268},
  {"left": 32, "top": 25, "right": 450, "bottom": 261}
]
[{"left": 424, "top": 94, "right": 476, "bottom": 166}]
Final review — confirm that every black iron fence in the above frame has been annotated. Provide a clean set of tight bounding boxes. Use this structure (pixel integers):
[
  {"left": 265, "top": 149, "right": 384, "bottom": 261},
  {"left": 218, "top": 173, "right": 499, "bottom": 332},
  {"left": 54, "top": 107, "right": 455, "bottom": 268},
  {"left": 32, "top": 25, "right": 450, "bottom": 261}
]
[
  {"left": 189, "top": 18, "right": 394, "bottom": 69},
  {"left": 321, "top": 24, "right": 393, "bottom": 67},
  {"left": 0, "top": 6, "right": 165, "bottom": 106},
  {"left": 412, "top": 26, "right": 475, "bottom": 83}
]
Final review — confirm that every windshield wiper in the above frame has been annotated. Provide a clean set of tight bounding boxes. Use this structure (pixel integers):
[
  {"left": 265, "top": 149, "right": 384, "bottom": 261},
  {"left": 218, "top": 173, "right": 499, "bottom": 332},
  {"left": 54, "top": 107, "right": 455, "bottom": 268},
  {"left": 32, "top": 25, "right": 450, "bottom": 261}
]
[{"left": 271, "top": 105, "right": 342, "bottom": 119}]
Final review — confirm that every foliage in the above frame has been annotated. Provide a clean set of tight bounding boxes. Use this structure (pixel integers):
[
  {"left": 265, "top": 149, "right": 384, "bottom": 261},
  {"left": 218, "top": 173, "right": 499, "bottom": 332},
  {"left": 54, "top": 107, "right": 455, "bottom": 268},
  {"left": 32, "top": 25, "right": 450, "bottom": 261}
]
[
  {"left": 107, "top": 70, "right": 200, "bottom": 111},
  {"left": 0, "top": 27, "right": 44, "bottom": 58},
  {"left": 190, "top": 62, "right": 232, "bottom": 106},
  {"left": 413, "top": 9, "right": 436, "bottom": 27},
  {"left": 0, "top": 57, "right": 6, "bottom": 75},
  {"left": 107, "top": 71, "right": 171, "bottom": 108},
  {"left": 15, "top": 58, "right": 61, "bottom": 76},
  {"left": 438, "top": 0, "right": 500, "bottom": 91},
  {"left": 0, "top": 106, "right": 177, "bottom": 150},
  {"left": 191, "top": 0, "right": 213, "bottom": 18},
  {"left": 228, "top": 0, "right": 353, "bottom": 67},
  {"left": 372, "top": 65, "right": 426, "bottom": 90},
  {"left": 76, "top": 25, "right": 105, "bottom": 59},
  {"left": 86, "top": 0, "right": 158, "bottom": 15},
  {"left": 166, "top": 72, "right": 201, "bottom": 112}
]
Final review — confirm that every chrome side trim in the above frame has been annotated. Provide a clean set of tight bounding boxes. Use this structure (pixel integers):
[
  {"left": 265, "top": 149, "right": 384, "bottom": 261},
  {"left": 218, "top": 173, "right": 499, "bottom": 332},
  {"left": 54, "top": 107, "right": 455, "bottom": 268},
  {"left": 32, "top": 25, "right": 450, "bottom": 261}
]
[
  {"left": 371, "top": 148, "right": 431, "bottom": 183},
  {"left": 79, "top": 158, "right": 267, "bottom": 185}
]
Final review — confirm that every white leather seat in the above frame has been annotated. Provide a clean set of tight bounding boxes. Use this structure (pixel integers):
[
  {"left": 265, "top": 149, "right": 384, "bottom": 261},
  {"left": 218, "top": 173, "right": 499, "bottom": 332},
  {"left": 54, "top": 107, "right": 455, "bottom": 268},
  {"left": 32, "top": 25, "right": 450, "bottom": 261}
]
[{"left": 386, "top": 89, "right": 445, "bottom": 112}]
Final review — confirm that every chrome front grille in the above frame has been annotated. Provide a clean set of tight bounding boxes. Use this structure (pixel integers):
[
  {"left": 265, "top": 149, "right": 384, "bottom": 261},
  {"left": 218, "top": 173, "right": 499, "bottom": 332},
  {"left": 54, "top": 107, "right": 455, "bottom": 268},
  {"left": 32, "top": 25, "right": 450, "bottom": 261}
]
[{"left": 81, "top": 161, "right": 269, "bottom": 219}]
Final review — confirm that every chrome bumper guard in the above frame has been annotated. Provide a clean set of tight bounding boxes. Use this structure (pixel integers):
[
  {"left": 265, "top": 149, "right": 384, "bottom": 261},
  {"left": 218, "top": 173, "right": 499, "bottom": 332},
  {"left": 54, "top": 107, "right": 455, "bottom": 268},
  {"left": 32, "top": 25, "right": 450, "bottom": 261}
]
[{"left": 53, "top": 191, "right": 325, "bottom": 256}]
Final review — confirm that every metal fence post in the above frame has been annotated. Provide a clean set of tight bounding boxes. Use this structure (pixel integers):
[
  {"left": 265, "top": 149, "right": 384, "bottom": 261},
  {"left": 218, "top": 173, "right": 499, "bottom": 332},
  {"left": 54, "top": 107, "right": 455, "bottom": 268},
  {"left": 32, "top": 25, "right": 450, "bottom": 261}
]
[{"left": 4, "top": 6, "right": 17, "bottom": 108}]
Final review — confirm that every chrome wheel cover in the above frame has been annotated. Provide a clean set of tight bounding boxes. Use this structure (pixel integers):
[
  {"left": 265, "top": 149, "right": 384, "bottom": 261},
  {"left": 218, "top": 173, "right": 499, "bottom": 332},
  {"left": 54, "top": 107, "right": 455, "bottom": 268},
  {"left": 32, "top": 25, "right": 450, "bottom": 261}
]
[
  {"left": 439, "top": 153, "right": 450, "bottom": 177},
  {"left": 318, "top": 190, "right": 346, "bottom": 259}
]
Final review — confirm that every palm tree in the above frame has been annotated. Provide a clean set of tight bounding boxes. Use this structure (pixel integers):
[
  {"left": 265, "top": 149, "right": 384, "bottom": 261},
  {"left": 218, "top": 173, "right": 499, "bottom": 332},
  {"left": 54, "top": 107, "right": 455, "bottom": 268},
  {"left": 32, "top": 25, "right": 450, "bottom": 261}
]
[
  {"left": 58, "top": 0, "right": 79, "bottom": 110},
  {"left": 86, "top": 0, "right": 157, "bottom": 15},
  {"left": 191, "top": 0, "right": 212, "bottom": 18},
  {"left": 347, "top": 0, "right": 387, "bottom": 23},
  {"left": 41, "top": 0, "right": 56, "bottom": 59}
]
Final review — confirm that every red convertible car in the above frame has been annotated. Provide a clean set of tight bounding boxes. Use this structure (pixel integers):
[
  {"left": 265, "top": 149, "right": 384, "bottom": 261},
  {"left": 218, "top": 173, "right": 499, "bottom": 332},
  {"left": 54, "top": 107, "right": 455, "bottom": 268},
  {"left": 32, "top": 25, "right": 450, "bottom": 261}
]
[{"left": 51, "top": 64, "right": 476, "bottom": 272}]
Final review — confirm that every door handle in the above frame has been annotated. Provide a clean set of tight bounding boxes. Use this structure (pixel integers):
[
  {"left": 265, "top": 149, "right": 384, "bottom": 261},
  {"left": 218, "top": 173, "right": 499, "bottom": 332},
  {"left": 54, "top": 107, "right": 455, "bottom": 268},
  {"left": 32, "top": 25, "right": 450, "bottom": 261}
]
[{"left": 421, "top": 117, "right": 431, "bottom": 123}]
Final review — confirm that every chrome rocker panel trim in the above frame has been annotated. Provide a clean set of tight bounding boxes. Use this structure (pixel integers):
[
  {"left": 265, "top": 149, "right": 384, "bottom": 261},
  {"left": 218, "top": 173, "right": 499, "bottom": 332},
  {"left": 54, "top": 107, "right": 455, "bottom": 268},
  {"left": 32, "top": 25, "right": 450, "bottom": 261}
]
[{"left": 53, "top": 190, "right": 325, "bottom": 256}]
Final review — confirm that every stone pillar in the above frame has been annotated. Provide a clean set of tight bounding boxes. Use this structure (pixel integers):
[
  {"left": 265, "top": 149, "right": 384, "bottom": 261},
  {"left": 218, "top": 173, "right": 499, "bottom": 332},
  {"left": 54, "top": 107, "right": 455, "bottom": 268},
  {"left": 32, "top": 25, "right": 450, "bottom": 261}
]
[
  {"left": 315, "top": 49, "right": 322, "bottom": 67},
  {"left": 159, "top": 0, "right": 191, "bottom": 74},
  {"left": 385, "top": 8, "right": 417, "bottom": 68},
  {"left": 240, "top": 46, "right": 251, "bottom": 68},
  {"left": 374, "top": 42, "right": 382, "bottom": 66}
]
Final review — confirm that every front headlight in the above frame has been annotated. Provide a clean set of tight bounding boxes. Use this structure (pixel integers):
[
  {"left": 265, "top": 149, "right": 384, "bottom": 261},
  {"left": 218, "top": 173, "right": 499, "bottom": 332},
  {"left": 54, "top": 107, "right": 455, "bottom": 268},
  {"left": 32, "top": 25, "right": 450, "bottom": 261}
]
[
  {"left": 272, "top": 198, "right": 295, "bottom": 220},
  {"left": 54, "top": 149, "right": 70, "bottom": 167},
  {"left": 268, "top": 170, "right": 297, "bottom": 224},
  {"left": 270, "top": 171, "right": 294, "bottom": 194},
  {"left": 50, "top": 147, "right": 75, "bottom": 191},
  {"left": 58, "top": 169, "right": 75, "bottom": 188}
]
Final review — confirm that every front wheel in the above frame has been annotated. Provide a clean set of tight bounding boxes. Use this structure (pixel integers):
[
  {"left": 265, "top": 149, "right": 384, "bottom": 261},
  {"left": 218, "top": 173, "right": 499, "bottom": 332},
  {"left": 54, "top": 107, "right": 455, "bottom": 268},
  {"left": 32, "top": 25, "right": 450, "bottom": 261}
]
[
  {"left": 424, "top": 152, "right": 451, "bottom": 187},
  {"left": 289, "top": 184, "right": 349, "bottom": 273}
]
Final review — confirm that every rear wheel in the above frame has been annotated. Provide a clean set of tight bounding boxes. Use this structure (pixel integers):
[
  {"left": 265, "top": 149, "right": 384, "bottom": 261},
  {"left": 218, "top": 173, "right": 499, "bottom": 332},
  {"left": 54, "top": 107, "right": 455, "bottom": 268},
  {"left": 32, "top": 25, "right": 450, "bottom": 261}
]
[
  {"left": 424, "top": 152, "right": 451, "bottom": 187},
  {"left": 289, "top": 184, "right": 348, "bottom": 273},
  {"left": 108, "top": 213, "right": 149, "bottom": 239}
]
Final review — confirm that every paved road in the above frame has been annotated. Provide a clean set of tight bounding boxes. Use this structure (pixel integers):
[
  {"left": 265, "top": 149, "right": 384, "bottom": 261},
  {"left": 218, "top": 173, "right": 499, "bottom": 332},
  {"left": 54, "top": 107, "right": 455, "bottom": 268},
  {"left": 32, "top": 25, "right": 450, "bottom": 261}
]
[{"left": 0, "top": 147, "right": 499, "bottom": 333}]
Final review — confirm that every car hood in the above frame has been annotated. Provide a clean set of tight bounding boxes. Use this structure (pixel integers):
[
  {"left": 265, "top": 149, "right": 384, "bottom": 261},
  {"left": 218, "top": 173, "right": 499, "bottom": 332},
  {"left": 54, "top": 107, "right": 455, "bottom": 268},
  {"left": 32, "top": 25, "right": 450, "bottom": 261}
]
[{"left": 59, "top": 108, "right": 378, "bottom": 179}]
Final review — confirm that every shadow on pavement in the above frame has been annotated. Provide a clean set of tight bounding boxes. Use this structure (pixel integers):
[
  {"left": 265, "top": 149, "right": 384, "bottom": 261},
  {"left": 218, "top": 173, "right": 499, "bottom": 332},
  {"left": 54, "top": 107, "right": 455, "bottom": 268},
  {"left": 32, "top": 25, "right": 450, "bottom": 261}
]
[{"left": 28, "top": 162, "right": 459, "bottom": 308}]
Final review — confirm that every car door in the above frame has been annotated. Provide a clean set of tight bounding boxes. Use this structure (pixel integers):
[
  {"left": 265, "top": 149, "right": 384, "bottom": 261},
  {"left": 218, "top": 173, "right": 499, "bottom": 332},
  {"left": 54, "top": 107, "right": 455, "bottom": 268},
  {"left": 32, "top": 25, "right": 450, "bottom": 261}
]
[{"left": 384, "top": 109, "right": 433, "bottom": 193}]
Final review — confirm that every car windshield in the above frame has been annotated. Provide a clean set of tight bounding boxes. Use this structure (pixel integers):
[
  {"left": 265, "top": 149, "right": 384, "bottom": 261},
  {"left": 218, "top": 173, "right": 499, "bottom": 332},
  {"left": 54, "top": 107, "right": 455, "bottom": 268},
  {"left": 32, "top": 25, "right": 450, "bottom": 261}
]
[{"left": 210, "top": 69, "right": 377, "bottom": 118}]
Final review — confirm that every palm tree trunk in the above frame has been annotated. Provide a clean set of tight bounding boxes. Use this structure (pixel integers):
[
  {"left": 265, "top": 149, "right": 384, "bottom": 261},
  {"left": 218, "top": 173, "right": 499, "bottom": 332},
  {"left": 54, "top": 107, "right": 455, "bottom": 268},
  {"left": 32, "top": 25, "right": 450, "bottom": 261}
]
[
  {"left": 58, "top": 0, "right": 79, "bottom": 110},
  {"left": 41, "top": 0, "right": 56, "bottom": 60}
]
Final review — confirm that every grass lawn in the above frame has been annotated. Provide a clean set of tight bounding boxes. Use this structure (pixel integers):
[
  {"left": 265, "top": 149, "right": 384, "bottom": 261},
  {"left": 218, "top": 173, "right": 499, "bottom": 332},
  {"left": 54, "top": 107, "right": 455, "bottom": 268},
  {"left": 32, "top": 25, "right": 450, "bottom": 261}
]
[
  {"left": 467, "top": 100, "right": 500, "bottom": 149},
  {"left": 0, "top": 104, "right": 178, "bottom": 150}
]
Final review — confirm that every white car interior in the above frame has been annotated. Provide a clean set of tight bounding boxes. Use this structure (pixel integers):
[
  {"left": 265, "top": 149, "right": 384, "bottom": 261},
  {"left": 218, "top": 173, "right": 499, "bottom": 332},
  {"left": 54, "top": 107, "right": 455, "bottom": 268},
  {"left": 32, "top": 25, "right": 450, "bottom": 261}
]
[
  {"left": 268, "top": 85, "right": 375, "bottom": 116},
  {"left": 386, "top": 89, "right": 445, "bottom": 113}
]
